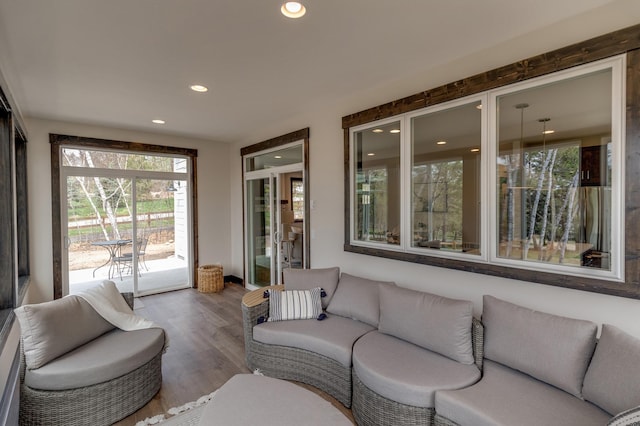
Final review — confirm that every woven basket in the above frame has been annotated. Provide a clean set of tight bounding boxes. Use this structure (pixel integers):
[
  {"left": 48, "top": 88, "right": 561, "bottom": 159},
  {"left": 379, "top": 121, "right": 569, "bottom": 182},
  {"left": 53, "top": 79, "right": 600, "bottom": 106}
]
[{"left": 198, "top": 264, "right": 224, "bottom": 293}]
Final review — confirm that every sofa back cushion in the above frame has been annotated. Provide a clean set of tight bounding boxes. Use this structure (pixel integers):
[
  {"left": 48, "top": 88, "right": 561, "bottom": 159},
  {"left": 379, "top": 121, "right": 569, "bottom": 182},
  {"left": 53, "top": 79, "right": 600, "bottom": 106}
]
[
  {"left": 482, "top": 295, "right": 597, "bottom": 398},
  {"left": 378, "top": 285, "right": 474, "bottom": 364},
  {"left": 326, "top": 273, "right": 395, "bottom": 327},
  {"left": 582, "top": 324, "right": 640, "bottom": 415},
  {"left": 15, "top": 295, "right": 115, "bottom": 369},
  {"left": 283, "top": 267, "right": 340, "bottom": 309}
]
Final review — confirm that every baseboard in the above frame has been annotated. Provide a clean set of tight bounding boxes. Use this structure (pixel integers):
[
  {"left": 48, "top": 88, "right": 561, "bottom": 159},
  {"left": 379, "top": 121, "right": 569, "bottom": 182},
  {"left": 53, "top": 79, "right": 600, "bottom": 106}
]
[{"left": 224, "top": 275, "right": 244, "bottom": 286}]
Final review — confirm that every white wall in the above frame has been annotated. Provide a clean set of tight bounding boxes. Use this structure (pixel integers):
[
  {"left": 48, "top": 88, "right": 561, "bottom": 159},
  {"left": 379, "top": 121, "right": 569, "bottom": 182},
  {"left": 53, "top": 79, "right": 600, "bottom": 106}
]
[
  {"left": 229, "top": 2, "right": 640, "bottom": 338},
  {"left": 25, "top": 118, "right": 231, "bottom": 303}
]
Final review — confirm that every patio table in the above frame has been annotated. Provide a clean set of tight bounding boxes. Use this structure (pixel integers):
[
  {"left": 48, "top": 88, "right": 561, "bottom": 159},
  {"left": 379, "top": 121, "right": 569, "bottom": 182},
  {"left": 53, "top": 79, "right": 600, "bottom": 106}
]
[{"left": 91, "top": 239, "right": 132, "bottom": 279}]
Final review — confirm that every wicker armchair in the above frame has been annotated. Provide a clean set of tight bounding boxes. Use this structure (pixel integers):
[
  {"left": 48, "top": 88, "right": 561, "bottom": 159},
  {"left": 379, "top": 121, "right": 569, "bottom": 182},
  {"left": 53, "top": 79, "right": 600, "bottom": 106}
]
[
  {"left": 241, "top": 286, "right": 353, "bottom": 407},
  {"left": 18, "top": 292, "right": 164, "bottom": 426}
]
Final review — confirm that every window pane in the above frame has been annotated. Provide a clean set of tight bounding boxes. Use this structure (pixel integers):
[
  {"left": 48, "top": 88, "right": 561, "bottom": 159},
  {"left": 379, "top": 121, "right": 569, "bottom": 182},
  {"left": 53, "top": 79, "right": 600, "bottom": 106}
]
[
  {"left": 354, "top": 121, "right": 401, "bottom": 245},
  {"left": 62, "top": 148, "right": 178, "bottom": 173},
  {"left": 291, "top": 178, "right": 304, "bottom": 221},
  {"left": 245, "top": 145, "right": 302, "bottom": 172},
  {"left": 496, "top": 69, "right": 612, "bottom": 270},
  {"left": 411, "top": 101, "right": 482, "bottom": 254}
]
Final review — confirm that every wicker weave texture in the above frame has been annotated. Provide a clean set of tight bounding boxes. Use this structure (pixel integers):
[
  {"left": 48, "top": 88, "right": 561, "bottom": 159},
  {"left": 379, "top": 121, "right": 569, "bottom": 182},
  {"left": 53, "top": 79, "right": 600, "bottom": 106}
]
[
  {"left": 242, "top": 300, "right": 353, "bottom": 407},
  {"left": 198, "top": 264, "right": 224, "bottom": 293},
  {"left": 433, "top": 413, "right": 461, "bottom": 426},
  {"left": 20, "top": 350, "right": 162, "bottom": 426},
  {"left": 352, "top": 371, "right": 434, "bottom": 426},
  {"left": 471, "top": 317, "right": 484, "bottom": 370}
]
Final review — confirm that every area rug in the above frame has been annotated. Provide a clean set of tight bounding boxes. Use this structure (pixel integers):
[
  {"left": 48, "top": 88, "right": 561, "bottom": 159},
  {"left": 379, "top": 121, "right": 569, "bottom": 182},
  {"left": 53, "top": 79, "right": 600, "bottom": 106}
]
[
  {"left": 135, "top": 370, "right": 264, "bottom": 426},
  {"left": 135, "top": 391, "right": 216, "bottom": 426}
]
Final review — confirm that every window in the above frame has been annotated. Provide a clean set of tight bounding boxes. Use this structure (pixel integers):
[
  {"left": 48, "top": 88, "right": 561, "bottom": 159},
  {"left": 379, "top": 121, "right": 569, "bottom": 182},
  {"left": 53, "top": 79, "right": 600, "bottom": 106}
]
[
  {"left": 492, "top": 64, "right": 620, "bottom": 279},
  {"left": 345, "top": 55, "right": 627, "bottom": 292},
  {"left": 291, "top": 178, "right": 304, "bottom": 221},
  {"left": 352, "top": 120, "right": 401, "bottom": 245},
  {"left": 0, "top": 89, "right": 29, "bottom": 349},
  {"left": 411, "top": 100, "right": 482, "bottom": 255}
]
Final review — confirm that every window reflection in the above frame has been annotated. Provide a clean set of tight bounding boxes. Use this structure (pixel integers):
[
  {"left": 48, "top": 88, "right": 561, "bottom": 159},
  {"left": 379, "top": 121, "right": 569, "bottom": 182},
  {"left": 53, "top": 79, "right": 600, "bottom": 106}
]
[
  {"left": 496, "top": 69, "right": 612, "bottom": 270},
  {"left": 354, "top": 121, "right": 401, "bottom": 245},
  {"left": 411, "top": 101, "right": 482, "bottom": 254}
]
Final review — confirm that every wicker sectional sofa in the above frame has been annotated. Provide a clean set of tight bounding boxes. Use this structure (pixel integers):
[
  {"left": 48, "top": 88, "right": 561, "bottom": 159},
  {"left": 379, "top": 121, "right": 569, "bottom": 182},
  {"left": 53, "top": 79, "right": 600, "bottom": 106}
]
[
  {"left": 242, "top": 268, "right": 640, "bottom": 426},
  {"left": 242, "top": 267, "right": 483, "bottom": 423},
  {"left": 15, "top": 288, "right": 166, "bottom": 426}
]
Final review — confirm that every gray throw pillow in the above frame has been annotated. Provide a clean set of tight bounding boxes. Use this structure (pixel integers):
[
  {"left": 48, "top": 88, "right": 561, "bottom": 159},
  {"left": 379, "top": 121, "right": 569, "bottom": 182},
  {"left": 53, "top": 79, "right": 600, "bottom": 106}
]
[
  {"left": 283, "top": 267, "right": 340, "bottom": 309},
  {"left": 583, "top": 324, "right": 640, "bottom": 415},
  {"left": 378, "top": 285, "right": 474, "bottom": 364},
  {"left": 326, "top": 273, "right": 395, "bottom": 327},
  {"left": 482, "top": 295, "right": 597, "bottom": 398},
  {"left": 15, "top": 295, "right": 114, "bottom": 369}
]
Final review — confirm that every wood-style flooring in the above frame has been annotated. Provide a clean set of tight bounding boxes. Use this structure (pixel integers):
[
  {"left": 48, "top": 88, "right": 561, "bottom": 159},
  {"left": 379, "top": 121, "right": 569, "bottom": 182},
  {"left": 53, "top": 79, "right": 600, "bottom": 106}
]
[{"left": 114, "top": 284, "right": 355, "bottom": 425}]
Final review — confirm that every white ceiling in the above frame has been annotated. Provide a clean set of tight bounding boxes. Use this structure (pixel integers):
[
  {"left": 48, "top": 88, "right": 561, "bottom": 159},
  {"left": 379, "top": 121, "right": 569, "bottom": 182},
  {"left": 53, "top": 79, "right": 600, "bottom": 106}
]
[{"left": 0, "top": 0, "right": 631, "bottom": 144}]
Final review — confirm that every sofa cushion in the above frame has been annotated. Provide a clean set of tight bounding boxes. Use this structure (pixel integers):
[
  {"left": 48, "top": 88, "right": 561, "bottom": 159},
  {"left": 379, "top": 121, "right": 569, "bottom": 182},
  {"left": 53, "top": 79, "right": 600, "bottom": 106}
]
[
  {"left": 583, "top": 324, "right": 640, "bottom": 415},
  {"left": 435, "top": 360, "right": 610, "bottom": 426},
  {"left": 15, "top": 295, "right": 115, "bottom": 369},
  {"left": 283, "top": 267, "right": 340, "bottom": 309},
  {"left": 253, "top": 314, "right": 374, "bottom": 367},
  {"left": 268, "top": 287, "right": 322, "bottom": 321},
  {"left": 482, "top": 295, "right": 597, "bottom": 397},
  {"left": 326, "top": 273, "right": 394, "bottom": 327},
  {"left": 353, "top": 331, "right": 480, "bottom": 408},
  {"left": 378, "top": 285, "right": 474, "bottom": 364},
  {"left": 24, "top": 327, "right": 165, "bottom": 390}
]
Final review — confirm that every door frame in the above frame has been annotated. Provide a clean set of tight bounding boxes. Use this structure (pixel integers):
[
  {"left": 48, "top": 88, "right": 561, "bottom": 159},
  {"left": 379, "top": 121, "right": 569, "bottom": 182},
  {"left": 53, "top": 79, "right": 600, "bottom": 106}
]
[
  {"left": 50, "top": 134, "right": 198, "bottom": 299},
  {"left": 241, "top": 128, "right": 310, "bottom": 289}
]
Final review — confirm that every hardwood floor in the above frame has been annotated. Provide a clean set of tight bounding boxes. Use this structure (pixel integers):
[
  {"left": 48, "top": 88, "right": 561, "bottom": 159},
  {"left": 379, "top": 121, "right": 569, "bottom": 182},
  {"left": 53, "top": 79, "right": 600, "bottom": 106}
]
[{"left": 114, "top": 284, "right": 355, "bottom": 425}]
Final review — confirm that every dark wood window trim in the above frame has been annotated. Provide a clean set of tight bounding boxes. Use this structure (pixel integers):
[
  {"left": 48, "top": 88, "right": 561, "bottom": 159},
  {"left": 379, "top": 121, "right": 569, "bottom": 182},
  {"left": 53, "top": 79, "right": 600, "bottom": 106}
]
[
  {"left": 0, "top": 84, "right": 29, "bottom": 353},
  {"left": 241, "top": 127, "right": 311, "bottom": 271},
  {"left": 343, "top": 24, "right": 640, "bottom": 299},
  {"left": 50, "top": 134, "right": 198, "bottom": 299}
]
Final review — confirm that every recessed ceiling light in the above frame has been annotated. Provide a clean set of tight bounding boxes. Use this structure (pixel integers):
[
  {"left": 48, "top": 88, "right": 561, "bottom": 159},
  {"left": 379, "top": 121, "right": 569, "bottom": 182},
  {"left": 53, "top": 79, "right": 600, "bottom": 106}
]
[
  {"left": 476, "top": 104, "right": 483, "bottom": 110},
  {"left": 543, "top": 129, "right": 555, "bottom": 134},
  {"left": 190, "top": 84, "right": 208, "bottom": 93},
  {"left": 274, "top": 155, "right": 282, "bottom": 159},
  {"left": 390, "top": 129, "right": 400, "bottom": 134},
  {"left": 436, "top": 140, "right": 447, "bottom": 145},
  {"left": 152, "top": 119, "right": 166, "bottom": 124},
  {"left": 281, "top": 2, "right": 306, "bottom": 18},
  {"left": 470, "top": 148, "right": 480, "bottom": 152},
  {"left": 367, "top": 153, "right": 376, "bottom": 156},
  {"left": 372, "top": 129, "right": 384, "bottom": 133}
]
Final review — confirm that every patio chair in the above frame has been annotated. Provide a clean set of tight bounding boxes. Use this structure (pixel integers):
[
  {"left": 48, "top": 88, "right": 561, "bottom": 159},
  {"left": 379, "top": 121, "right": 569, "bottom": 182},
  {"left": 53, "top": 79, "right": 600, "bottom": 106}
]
[{"left": 114, "top": 237, "right": 148, "bottom": 279}]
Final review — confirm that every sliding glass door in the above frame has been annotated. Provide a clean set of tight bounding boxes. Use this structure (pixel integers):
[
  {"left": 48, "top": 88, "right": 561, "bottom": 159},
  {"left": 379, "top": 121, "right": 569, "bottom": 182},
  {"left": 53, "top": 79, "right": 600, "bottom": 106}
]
[
  {"left": 246, "top": 176, "right": 277, "bottom": 287},
  {"left": 244, "top": 143, "right": 306, "bottom": 289},
  {"left": 62, "top": 147, "right": 192, "bottom": 296}
]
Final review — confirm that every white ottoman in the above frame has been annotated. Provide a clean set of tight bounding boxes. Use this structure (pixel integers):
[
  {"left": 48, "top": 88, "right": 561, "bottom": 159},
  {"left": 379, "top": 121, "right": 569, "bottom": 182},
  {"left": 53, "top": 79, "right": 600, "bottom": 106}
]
[{"left": 197, "top": 374, "right": 352, "bottom": 425}]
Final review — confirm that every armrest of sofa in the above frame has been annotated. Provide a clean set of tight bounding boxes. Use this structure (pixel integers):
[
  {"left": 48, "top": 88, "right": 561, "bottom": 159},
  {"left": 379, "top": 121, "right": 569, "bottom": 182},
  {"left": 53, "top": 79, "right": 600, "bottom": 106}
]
[
  {"left": 241, "top": 286, "right": 284, "bottom": 351},
  {"left": 472, "top": 317, "right": 484, "bottom": 370}
]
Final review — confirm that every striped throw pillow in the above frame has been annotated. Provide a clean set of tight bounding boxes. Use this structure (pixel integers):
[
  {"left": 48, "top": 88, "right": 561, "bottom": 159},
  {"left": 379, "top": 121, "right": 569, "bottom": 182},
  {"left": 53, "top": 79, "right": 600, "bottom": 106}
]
[{"left": 268, "top": 288, "right": 322, "bottom": 321}]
